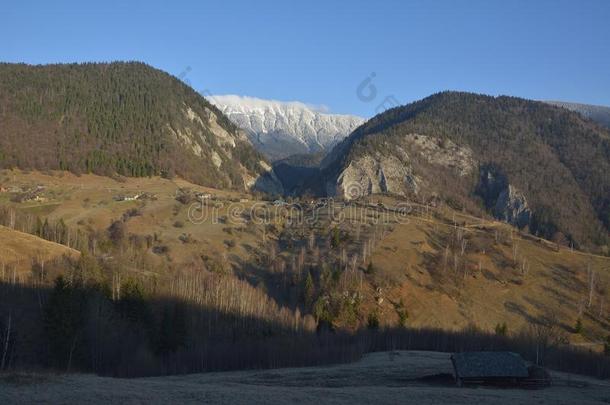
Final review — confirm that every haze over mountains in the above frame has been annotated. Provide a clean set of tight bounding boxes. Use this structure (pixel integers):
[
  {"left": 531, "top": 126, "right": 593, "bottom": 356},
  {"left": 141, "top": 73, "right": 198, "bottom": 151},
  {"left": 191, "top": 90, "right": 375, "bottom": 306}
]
[{"left": 211, "top": 95, "right": 364, "bottom": 161}]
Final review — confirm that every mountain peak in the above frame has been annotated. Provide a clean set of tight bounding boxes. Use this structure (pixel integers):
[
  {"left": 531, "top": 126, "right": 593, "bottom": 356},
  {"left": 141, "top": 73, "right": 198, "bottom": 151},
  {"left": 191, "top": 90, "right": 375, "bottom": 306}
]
[{"left": 210, "top": 95, "right": 365, "bottom": 161}]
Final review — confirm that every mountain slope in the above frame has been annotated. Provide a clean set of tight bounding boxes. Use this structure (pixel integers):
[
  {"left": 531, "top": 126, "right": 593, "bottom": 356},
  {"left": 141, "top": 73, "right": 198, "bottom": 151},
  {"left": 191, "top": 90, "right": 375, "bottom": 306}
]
[
  {"left": 211, "top": 95, "right": 364, "bottom": 160},
  {"left": 0, "top": 62, "right": 279, "bottom": 192},
  {"left": 272, "top": 152, "right": 325, "bottom": 196},
  {"left": 0, "top": 225, "right": 80, "bottom": 275},
  {"left": 545, "top": 101, "right": 610, "bottom": 129},
  {"left": 320, "top": 92, "right": 610, "bottom": 250}
]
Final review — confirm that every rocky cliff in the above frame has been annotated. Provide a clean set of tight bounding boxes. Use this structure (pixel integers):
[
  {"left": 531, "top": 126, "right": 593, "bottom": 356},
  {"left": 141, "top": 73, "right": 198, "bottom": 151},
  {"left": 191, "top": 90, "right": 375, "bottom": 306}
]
[{"left": 326, "top": 133, "right": 474, "bottom": 200}]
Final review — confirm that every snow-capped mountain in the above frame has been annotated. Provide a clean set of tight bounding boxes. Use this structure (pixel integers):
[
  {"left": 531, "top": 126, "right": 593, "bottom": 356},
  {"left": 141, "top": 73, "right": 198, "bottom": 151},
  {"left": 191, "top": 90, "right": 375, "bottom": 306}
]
[
  {"left": 210, "top": 95, "right": 365, "bottom": 161},
  {"left": 545, "top": 101, "right": 610, "bottom": 128}
]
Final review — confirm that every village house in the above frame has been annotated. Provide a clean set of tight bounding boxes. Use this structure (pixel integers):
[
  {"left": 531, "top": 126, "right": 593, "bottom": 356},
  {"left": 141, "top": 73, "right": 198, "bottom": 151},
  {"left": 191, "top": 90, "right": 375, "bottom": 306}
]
[
  {"left": 195, "top": 192, "right": 212, "bottom": 200},
  {"left": 31, "top": 195, "right": 47, "bottom": 203},
  {"left": 123, "top": 194, "right": 140, "bottom": 201},
  {"left": 114, "top": 194, "right": 141, "bottom": 202},
  {"left": 11, "top": 189, "right": 47, "bottom": 203}
]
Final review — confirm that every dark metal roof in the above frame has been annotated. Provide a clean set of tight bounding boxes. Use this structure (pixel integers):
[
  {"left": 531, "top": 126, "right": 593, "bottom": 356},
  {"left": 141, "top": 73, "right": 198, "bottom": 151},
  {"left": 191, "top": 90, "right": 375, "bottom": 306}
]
[{"left": 451, "top": 351, "right": 529, "bottom": 379}]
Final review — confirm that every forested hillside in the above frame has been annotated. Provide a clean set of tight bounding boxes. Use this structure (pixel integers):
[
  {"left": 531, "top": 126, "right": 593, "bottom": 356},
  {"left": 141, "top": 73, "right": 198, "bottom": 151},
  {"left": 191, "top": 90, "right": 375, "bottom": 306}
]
[
  {"left": 0, "top": 62, "right": 271, "bottom": 190},
  {"left": 321, "top": 92, "right": 610, "bottom": 250}
]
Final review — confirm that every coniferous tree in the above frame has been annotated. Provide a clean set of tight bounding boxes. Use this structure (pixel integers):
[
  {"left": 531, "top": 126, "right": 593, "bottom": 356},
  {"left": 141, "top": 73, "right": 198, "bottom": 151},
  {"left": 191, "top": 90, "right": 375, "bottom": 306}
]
[{"left": 44, "top": 276, "right": 86, "bottom": 370}]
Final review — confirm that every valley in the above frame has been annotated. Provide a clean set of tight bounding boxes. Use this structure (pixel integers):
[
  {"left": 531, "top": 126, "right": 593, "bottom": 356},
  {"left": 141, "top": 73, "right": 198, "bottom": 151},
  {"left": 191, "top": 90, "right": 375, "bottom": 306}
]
[
  {"left": 3, "top": 3, "right": 610, "bottom": 403},
  {"left": 1, "top": 63, "right": 609, "bottom": 393},
  {"left": 1, "top": 168, "right": 609, "bottom": 350}
]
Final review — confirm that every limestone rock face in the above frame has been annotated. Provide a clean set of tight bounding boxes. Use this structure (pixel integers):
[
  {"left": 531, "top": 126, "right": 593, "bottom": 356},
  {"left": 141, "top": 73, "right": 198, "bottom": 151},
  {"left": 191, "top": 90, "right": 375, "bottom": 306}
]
[
  {"left": 493, "top": 185, "right": 531, "bottom": 228},
  {"left": 174, "top": 104, "right": 283, "bottom": 192},
  {"left": 326, "top": 133, "right": 474, "bottom": 200},
  {"left": 404, "top": 134, "right": 475, "bottom": 177},
  {"left": 477, "top": 165, "right": 531, "bottom": 228},
  {"left": 331, "top": 154, "right": 419, "bottom": 200}
]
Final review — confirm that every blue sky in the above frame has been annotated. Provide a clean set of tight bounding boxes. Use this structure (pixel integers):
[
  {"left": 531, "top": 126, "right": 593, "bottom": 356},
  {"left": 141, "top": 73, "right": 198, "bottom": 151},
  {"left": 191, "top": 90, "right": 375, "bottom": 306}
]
[{"left": 2, "top": 0, "right": 610, "bottom": 117}]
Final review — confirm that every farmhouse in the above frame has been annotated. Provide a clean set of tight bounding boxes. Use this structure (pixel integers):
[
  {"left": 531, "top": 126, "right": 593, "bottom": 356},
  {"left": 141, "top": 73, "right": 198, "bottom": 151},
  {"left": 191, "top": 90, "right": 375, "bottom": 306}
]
[
  {"left": 451, "top": 351, "right": 546, "bottom": 387},
  {"left": 11, "top": 190, "right": 47, "bottom": 203},
  {"left": 195, "top": 192, "right": 212, "bottom": 200},
  {"left": 114, "top": 194, "right": 141, "bottom": 202}
]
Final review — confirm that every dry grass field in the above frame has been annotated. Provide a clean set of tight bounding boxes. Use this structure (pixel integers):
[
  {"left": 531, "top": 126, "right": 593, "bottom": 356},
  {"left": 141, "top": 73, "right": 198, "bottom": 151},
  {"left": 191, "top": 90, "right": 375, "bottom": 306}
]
[
  {"left": 1, "top": 351, "right": 609, "bottom": 404},
  {"left": 0, "top": 225, "right": 80, "bottom": 276}
]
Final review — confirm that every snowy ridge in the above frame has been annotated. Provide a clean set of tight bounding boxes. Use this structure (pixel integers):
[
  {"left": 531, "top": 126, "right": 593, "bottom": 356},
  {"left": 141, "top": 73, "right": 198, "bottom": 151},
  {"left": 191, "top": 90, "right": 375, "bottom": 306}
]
[
  {"left": 210, "top": 95, "right": 365, "bottom": 160},
  {"left": 545, "top": 101, "right": 610, "bottom": 128}
]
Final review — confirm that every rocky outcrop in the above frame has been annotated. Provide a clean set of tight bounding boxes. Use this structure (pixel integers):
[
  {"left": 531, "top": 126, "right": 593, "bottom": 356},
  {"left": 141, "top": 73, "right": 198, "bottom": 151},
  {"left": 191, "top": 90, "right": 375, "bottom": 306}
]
[
  {"left": 405, "top": 134, "right": 475, "bottom": 176},
  {"left": 477, "top": 165, "right": 531, "bottom": 228},
  {"left": 326, "top": 133, "right": 474, "bottom": 200},
  {"left": 331, "top": 154, "right": 419, "bottom": 199},
  {"left": 171, "top": 103, "right": 281, "bottom": 191},
  {"left": 493, "top": 185, "right": 531, "bottom": 228}
]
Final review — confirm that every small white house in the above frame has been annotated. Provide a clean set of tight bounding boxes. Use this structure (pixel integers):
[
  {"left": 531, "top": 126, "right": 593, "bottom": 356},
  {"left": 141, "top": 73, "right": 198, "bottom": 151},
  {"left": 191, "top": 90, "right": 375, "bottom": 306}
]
[
  {"left": 195, "top": 192, "right": 212, "bottom": 200},
  {"left": 123, "top": 194, "right": 140, "bottom": 201}
]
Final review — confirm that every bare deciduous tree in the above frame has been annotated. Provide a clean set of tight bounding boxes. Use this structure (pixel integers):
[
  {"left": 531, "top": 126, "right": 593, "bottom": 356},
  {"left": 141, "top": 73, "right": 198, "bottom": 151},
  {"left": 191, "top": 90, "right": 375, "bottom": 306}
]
[{"left": 587, "top": 263, "right": 596, "bottom": 309}]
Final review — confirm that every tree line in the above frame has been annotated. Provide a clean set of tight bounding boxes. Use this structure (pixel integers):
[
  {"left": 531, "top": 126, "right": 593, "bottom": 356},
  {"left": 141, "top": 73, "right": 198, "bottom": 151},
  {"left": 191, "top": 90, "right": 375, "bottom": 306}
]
[{"left": 2, "top": 273, "right": 610, "bottom": 378}]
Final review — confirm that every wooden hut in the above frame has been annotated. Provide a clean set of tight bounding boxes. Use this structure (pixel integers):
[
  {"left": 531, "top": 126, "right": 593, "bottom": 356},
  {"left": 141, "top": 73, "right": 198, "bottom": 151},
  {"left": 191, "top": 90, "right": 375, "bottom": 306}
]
[{"left": 451, "top": 351, "right": 530, "bottom": 387}]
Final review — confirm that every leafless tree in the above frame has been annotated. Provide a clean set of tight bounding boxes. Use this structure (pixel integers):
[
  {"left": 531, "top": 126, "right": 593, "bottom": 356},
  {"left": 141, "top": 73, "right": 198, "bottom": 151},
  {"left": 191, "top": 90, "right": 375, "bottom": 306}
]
[
  {"left": 587, "top": 263, "right": 596, "bottom": 309},
  {"left": 460, "top": 238, "right": 468, "bottom": 256},
  {"left": 527, "top": 311, "right": 565, "bottom": 366},
  {"left": 596, "top": 280, "right": 607, "bottom": 318}
]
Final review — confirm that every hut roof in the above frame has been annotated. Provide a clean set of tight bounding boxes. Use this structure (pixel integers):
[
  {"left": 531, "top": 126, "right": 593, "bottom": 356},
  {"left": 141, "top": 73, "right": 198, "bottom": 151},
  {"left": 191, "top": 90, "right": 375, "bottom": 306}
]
[{"left": 451, "top": 351, "right": 529, "bottom": 379}]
